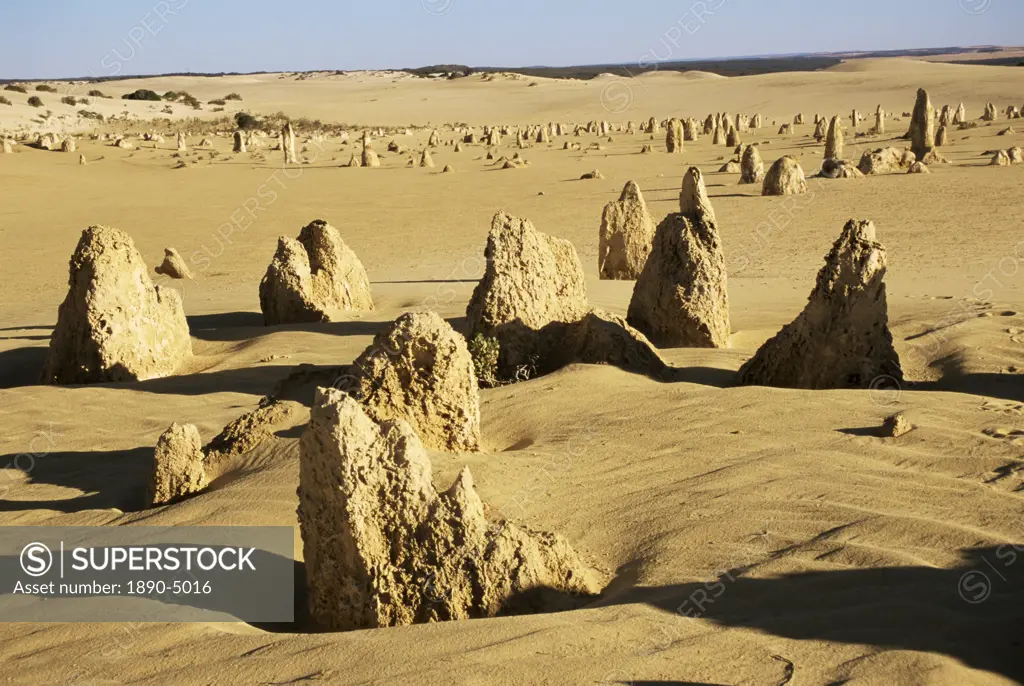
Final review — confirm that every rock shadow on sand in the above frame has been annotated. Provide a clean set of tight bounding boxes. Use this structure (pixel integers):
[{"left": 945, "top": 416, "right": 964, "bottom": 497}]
[
  {"left": 0, "top": 447, "right": 151, "bottom": 513},
  {"left": 598, "top": 545, "right": 1024, "bottom": 682}
]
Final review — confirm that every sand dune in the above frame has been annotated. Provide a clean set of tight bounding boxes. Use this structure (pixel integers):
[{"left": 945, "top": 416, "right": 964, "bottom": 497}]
[{"left": 1, "top": 58, "right": 1023, "bottom": 685}]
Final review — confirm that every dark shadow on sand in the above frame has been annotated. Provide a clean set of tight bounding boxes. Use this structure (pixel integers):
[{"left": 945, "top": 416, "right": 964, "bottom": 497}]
[
  {"left": 0, "top": 346, "right": 47, "bottom": 388},
  {"left": 0, "top": 446, "right": 151, "bottom": 513},
  {"left": 595, "top": 545, "right": 1024, "bottom": 682}
]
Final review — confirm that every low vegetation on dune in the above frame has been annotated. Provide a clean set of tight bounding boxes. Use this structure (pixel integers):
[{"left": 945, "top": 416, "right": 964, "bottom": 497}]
[{"left": 121, "top": 89, "right": 162, "bottom": 102}]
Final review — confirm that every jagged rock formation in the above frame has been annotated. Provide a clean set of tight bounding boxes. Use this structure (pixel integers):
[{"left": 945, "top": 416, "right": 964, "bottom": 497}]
[
  {"left": 627, "top": 168, "right": 730, "bottom": 348},
  {"left": 598, "top": 181, "right": 657, "bottom": 280},
  {"left": 466, "top": 212, "right": 587, "bottom": 374},
  {"left": 297, "top": 388, "right": 604, "bottom": 631},
  {"left": 736, "top": 220, "right": 902, "bottom": 389},
  {"left": 348, "top": 312, "right": 480, "bottom": 452},
  {"left": 991, "top": 150, "right": 1011, "bottom": 166},
  {"left": 259, "top": 220, "right": 373, "bottom": 325},
  {"left": 42, "top": 226, "right": 192, "bottom": 384},
  {"left": 813, "top": 118, "right": 828, "bottom": 142},
  {"left": 466, "top": 212, "right": 666, "bottom": 379},
  {"left": 858, "top": 147, "right": 915, "bottom": 175},
  {"left": 946, "top": 104, "right": 962, "bottom": 126}
]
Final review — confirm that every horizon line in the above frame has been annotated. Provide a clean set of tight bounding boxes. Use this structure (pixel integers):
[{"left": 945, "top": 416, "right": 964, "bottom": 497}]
[{"left": 1, "top": 43, "right": 1019, "bottom": 84}]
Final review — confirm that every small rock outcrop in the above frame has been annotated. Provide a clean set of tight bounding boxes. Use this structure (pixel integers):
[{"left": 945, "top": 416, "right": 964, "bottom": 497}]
[
  {"left": 813, "top": 118, "right": 828, "bottom": 142},
  {"left": 42, "top": 226, "right": 192, "bottom": 384},
  {"left": 762, "top": 156, "right": 808, "bottom": 195},
  {"left": 882, "top": 412, "right": 913, "bottom": 438},
  {"left": 146, "top": 423, "right": 207, "bottom": 507},
  {"left": 819, "top": 158, "right": 864, "bottom": 179},
  {"left": 598, "top": 181, "right": 657, "bottom": 280},
  {"left": 259, "top": 220, "right": 373, "bottom": 325},
  {"left": 348, "top": 312, "right": 480, "bottom": 452},
  {"left": 154, "top": 248, "right": 194, "bottom": 280},
  {"left": 297, "top": 388, "right": 603, "bottom": 632},
  {"left": 739, "top": 145, "right": 764, "bottom": 184},
  {"left": 858, "top": 147, "right": 915, "bottom": 175},
  {"left": 736, "top": 220, "right": 903, "bottom": 389},
  {"left": 627, "top": 168, "right": 730, "bottom": 348},
  {"left": 991, "top": 150, "right": 1011, "bottom": 166}
]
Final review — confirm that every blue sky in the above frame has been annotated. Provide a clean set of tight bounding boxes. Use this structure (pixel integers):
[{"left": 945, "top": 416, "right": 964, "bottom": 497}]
[{"left": 1, "top": 0, "right": 1020, "bottom": 79}]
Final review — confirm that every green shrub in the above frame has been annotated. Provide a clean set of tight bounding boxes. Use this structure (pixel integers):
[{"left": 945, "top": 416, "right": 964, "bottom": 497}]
[
  {"left": 162, "top": 91, "right": 180, "bottom": 101},
  {"left": 467, "top": 334, "right": 501, "bottom": 388},
  {"left": 87, "top": 89, "right": 110, "bottom": 98},
  {"left": 5, "top": 84, "right": 27, "bottom": 94},
  {"left": 224, "top": 93, "right": 242, "bottom": 101},
  {"left": 0, "top": 96, "right": 11, "bottom": 106},
  {"left": 79, "top": 109, "right": 104, "bottom": 121},
  {"left": 208, "top": 98, "right": 226, "bottom": 106},
  {"left": 27, "top": 96, "right": 43, "bottom": 107},
  {"left": 122, "top": 89, "right": 162, "bottom": 101},
  {"left": 35, "top": 84, "right": 57, "bottom": 92},
  {"left": 61, "top": 95, "right": 78, "bottom": 106},
  {"left": 180, "top": 93, "right": 201, "bottom": 109},
  {"left": 234, "top": 112, "right": 260, "bottom": 130}
]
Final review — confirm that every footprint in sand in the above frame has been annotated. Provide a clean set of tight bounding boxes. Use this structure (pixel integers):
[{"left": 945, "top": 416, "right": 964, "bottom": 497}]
[
  {"left": 981, "top": 401, "right": 1024, "bottom": 415},
  {"left": 982, "top": 427, "right": 1024, "bottom": 445}
]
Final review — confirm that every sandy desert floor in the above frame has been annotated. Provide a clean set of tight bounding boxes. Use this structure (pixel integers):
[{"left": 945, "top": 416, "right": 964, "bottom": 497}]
[{"left": 1, "top": 57, "right": 1024, "bottom": 685}]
